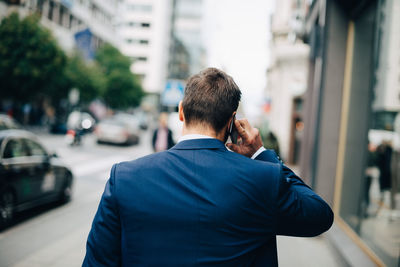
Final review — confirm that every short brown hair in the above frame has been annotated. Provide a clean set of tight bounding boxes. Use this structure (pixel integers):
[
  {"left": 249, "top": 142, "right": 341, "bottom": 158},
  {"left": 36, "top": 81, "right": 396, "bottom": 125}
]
[{"left": 182, "top": 68, "right": 241, "bottom": 132}]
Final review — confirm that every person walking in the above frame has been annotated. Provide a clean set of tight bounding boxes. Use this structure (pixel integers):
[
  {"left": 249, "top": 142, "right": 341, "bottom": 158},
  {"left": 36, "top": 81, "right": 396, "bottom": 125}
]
[
  {"left": 152, "top": 112, "right": 175, "bottom": 152},
  {"left": 83, "top": 68, "right": 333, "bottom": 267}
]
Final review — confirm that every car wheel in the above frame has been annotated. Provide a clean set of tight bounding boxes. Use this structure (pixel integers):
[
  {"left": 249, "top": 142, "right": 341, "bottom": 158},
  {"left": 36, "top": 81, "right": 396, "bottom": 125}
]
[{"left": 0, "top": 190, "right": 15, "bottom": 230}]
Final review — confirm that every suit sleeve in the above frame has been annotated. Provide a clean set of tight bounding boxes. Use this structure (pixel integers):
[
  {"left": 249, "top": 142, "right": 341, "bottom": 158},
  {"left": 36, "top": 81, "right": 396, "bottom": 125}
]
[
  {"left": 83, "top": 164, "right": 121, "bottom": 267},
  {"left": 256, "top": 150, "right": 334, "bottom": 237}
]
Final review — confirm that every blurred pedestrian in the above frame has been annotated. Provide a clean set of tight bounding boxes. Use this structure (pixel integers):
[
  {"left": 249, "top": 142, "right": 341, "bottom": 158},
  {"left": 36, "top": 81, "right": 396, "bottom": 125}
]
[
  {"left": 376, "top": 141, "right": 392, "bottom": 192},
  {"left": 363, "top": 141, "right": 377, "bottom": 217},
  {"left": 83, "top": 68, "right": 333, "bottom": 267},
  {"left": 263, "top": 131, "right": 280, "bottom": 157},
  {"left": 152, "top": 112, "right": 175, "bottom": 152}
]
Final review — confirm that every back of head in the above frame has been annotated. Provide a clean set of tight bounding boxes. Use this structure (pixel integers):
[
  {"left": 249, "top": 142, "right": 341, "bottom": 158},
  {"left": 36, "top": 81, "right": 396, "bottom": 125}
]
[{"left": 182, "top": 68, "right": 241, "bottom": 132}]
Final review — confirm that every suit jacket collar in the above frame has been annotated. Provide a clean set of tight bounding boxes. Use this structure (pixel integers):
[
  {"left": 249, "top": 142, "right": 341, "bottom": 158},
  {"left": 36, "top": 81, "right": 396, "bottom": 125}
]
[{"left": 171, "top": 138, "right": 228, "bottom": 150}]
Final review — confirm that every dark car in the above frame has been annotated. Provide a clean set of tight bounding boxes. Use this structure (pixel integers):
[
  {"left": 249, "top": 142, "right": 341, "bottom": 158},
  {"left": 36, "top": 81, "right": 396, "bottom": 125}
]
[{"left": 0, "top": 130, "right": 73, "bottom": 229}]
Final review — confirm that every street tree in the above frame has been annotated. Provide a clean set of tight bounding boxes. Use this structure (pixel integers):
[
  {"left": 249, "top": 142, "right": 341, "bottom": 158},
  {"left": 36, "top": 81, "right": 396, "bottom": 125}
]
[
  {"left": 0, "top": 13, "right": 67, "bottom": 103},
  {"left": 65, "top": 54, "right": 106, "bottom": 104},
  {"left": 95, "top": 44, "right": 144, "bottom": 109},
  {"left": 103, "top": 70, "right": 143, "bottom": 109},
  {"left": 95, "top": 44, "right": 131, "bottom": 75}
]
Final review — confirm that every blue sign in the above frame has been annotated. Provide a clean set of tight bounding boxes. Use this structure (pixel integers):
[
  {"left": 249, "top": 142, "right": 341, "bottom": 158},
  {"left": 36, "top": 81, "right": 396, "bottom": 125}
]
[
  {"left": 74, "top": 28, "right": 95, "bottom": 60},
  {"left": 61, "top": 0, "right": 73, "bottom": 8},
  {"left": 161, "top": 80, "right": 185, "bottom": 106}
]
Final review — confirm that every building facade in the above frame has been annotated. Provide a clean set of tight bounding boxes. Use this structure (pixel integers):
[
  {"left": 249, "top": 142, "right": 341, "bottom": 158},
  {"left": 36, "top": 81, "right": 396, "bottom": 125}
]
[
  {"left": 171, "top": 0, "right": 204, "bottom": 77},
  {"left": 266, "top": 0, "right": 309, "bottom": 163},
  {"left": 0, "top": 0, "right": 121, "bottom": 54},
  {"left": 117, "top": 0, "right": 172, "bottom": 94},
  {"left": 300, "top": 0, "right": 400, "bottom": 266}
]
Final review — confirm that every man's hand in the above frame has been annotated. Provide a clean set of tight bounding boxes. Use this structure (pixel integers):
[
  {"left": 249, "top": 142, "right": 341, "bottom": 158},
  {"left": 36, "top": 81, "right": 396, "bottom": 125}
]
[{"left": 226, "top": 118, "right": 263, "bottom": 158}]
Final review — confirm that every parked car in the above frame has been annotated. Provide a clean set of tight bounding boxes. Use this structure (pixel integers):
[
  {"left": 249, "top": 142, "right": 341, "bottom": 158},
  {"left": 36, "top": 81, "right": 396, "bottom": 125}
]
[
  {"left": 49, "top": 120, "right": 67, "bottom": 134},
  {"left": 95, "top": 114, "right": 140, "bottom": 145},
  {"left": 0, "top": 114, "right": 21, "bottom": 130},
  {"left": 0, "top": 130, "right": 73, "bottom": 229},
  {"left": 135, "top": 110, "right": 150, "bottom": 130}
]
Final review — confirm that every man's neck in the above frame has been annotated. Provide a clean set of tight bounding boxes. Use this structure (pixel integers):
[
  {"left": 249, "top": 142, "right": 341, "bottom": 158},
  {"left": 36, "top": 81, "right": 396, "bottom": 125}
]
[{"left": 182, "top": 124, "right": 226, "bottom": 142}]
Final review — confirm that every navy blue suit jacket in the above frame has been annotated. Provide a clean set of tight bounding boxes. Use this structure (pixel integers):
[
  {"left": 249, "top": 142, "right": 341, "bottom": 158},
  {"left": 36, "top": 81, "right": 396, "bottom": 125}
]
[{"left": 83, "top": 138, "right": 333, "bottom": 266}]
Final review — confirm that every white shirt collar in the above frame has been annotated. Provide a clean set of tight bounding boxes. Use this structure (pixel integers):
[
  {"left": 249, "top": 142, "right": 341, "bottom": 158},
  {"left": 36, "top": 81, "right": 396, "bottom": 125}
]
[
  {"left": 178, "top": 134, "right": 216, "bottom": 143},
  {"left": 177, "top": 134, "right": 266, "bottom": 160}
]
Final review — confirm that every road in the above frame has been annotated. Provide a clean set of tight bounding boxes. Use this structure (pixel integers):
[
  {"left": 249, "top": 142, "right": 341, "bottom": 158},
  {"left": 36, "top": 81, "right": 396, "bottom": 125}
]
[{"left": 0, "top": 129, "right": 341, "bottom": 267}]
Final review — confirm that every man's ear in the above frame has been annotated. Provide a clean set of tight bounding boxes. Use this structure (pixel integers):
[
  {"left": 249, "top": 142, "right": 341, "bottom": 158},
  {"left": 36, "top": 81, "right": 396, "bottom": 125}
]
[{"left": 178, "top": 101, "right": 184, "bottom": 122}]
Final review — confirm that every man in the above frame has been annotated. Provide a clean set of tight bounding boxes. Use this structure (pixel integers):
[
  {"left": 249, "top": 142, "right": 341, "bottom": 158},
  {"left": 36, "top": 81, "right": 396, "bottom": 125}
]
[
  {"left": 152, "top": 112, "right": 175, "bottom": 152},
  {"left": 83, "top": 68, "right": 333, "bottom": 266}
]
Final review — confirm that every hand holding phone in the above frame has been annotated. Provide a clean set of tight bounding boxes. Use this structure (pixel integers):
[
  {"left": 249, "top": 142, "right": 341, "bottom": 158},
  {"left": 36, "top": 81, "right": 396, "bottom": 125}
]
[{"left": 226, "top": 118, "right": 264, "bottom": 158}]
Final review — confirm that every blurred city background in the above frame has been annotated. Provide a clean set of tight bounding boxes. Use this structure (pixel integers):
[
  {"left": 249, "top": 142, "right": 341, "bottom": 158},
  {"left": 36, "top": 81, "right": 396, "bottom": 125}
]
[{"left": 0, "top": 0, "right": 399, "bottom": 266}]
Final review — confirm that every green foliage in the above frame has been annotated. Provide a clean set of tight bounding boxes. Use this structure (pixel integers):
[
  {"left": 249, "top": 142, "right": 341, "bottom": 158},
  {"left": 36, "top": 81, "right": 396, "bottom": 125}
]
[
  {"left": 103, "top": 70, "right": 143, "bottom": 109},
  {"left": 65, "top": 54, "right": 105, "bottom": 104},
  {"left": 0, "top": 13, "right": 143, "bottom": 110},
  {"left": 95, "top": 44, "right": 131, "bottom": 75},
  {"left": 96, "top": 44, "right": 144, "bottom": 109},
  {"left": 0, "top": 13, "right": 66, "bottom": 103}
]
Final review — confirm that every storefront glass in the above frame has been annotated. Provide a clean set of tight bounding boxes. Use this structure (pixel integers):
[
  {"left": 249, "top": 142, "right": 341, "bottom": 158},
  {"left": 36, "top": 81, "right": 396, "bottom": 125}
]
[{"left": 339, "top": 0, "right": 400, "bottom": 266}]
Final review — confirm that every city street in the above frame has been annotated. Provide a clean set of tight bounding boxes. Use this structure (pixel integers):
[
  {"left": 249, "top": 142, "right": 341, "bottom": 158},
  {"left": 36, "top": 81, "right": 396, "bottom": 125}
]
[
  {"left": 0, "top": 129, "right": 341, "bottom": 267},
  {"left": 0, "top": 129, "right": 154, "bottom": 267}
]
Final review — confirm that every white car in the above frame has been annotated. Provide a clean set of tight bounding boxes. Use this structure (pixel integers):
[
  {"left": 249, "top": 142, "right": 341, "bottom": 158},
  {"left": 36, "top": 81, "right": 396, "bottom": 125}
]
[{"left": 95, "top": 114, "right": 140, "bottom": 145}]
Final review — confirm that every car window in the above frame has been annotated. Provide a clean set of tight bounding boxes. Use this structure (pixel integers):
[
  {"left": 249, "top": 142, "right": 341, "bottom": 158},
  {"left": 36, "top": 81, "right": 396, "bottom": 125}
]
[
  {"left": 3, "top": 139, "right": 29, "bottom": 158},
  {"left": 0, "top": 122, "right": 7, "bottom": 130},
  {"left": 24, "top": 139, "right": 47, "bottom": 157}
]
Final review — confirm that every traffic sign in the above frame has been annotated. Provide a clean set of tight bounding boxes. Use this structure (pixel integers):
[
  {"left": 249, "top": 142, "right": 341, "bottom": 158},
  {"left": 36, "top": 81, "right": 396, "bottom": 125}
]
[{"left": 161, "top": 80, "right": 185, "bottom": 106}]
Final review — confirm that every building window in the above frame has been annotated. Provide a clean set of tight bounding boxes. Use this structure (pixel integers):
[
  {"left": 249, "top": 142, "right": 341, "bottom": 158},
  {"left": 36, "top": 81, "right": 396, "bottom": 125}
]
[
  {"left": 127, "top": 4, "right": 152, "bottom": 12},
  {"left": 136, "top": 57, "right": 147, "bottom": 62},
  {"left": 126, "top": 39, "right": 149, "bottom": 45},
  {"left": 59, "top": 5, "right": 64, "bottom": 26},
  {"left": 68, "top": 14, "right": 73, "bottom": 29},
  {"left": 48, "top": 1, "right": 54, "bottom": 21},
  {"left": 130, "top": 56, "right": 148, "bottom": 63},
  {"left": 141, "top": 22, "right": 150, "bottom": 28}
]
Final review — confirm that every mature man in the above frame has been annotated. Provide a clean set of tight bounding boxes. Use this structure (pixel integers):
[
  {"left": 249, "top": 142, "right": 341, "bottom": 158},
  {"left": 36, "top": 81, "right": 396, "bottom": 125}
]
[{"left": 83, "top": 68, "right": 333, "bottom": 266}]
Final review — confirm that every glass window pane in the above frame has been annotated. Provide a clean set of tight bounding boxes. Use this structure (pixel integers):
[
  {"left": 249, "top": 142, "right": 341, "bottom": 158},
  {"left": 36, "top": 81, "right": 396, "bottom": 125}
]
[
  {"left": 3, "top": 139, "right": 29, "bottom": 158},
  {"left": 24, "top": 139, "right": 47, "bottom": 157}
]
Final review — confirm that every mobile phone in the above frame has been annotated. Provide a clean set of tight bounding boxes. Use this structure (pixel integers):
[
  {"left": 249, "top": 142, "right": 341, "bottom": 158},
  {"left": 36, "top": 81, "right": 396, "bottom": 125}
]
[{"left": 229, "top": 115, "right": 238, "bottom": 144}]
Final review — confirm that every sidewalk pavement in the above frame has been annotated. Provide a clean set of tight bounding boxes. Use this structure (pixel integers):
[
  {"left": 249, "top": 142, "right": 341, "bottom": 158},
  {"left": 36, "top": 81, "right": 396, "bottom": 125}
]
[
  {"left": 277, "top": 231, "right": 343, "bottom": 267},
  {"left": 278, "top": 164, "right": 343, "bottom": 266}
]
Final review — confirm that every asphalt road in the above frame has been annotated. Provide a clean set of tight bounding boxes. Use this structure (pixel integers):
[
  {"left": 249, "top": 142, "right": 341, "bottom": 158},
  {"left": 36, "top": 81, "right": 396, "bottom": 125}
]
[{"left": 0, "top": 128, "right": 341, "bottom": 267}]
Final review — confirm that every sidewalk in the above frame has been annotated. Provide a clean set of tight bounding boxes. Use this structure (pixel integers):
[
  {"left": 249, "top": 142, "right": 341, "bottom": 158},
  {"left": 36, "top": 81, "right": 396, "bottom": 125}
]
[
  {"left": 277, "top": 165, "right": 343, "bottom": 266},
  {"left": 277, "top": 231, "right": 343, "bottom": 267}
]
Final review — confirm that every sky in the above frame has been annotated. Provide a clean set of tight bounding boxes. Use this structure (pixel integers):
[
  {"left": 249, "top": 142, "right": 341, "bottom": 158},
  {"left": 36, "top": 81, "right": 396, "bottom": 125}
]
[{"left": 203, "top": 0, "right": 275, "bottom": 122}]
